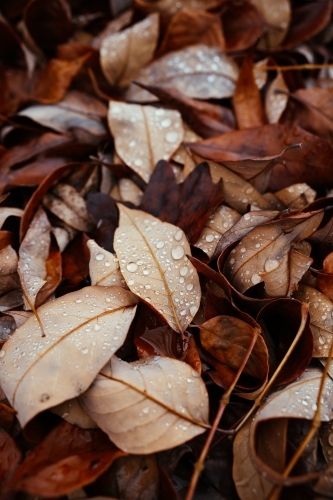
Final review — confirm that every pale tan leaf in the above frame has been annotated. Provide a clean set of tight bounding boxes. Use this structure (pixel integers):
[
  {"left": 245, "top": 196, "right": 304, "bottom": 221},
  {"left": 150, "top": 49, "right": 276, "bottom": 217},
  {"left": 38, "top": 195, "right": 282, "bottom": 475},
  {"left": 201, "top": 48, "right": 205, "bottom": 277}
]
[
  {"left": 233, "top": 422, "right": 273, "bottom": 500},
  {"left": 252, "top": 0, "right": 291, "bottom": 49},
  {"left": 274, "top": 183, "right": 316, "bottom": 210},
  {"left": 265, "top": 71, "right": 289, "bottom": 124},
  {"left": 88, "top": 239, "right": 126, "bottom": 288},
  {"left": 0, "top": 244, "right": 20, "bottom": 296},
  {"left": 0, "top": 286, "right": 138, "bottom": 427},
  {"left": 42, "top": 183, "right": 94, "bottom": 232},
  {"left": 114, "top": 205, "right": 201, "bottom": 334},
  {"left": 213, "top": 209, "right": 279, "bottom": 257},
  {"left": 293, "top": 284, "right": 333, "bottom": 357},
  {"left": 118, "top": 178, "right": 143, "bottom": 205},
  {"left": 253, "top": 58, "right": 269, "bottom": 89},
  {"left": 0, "top": 207, "right": 23, "bottom": 229},
  {"left": 17, "top": 207, "right": 51, "bottom": 310},
  {"left": 108, "top": 101, "right": 184, "bottom": 182},
  {"left": 207, "top": 159, "right": 275, "bottom": 214},
  {"left": 80, "top": 355, "right": 209, "bottom": 454},
  {"left": 194, "top": 205, "right": 241, "bottom": 258},
  {"left": 134, "top": 0, "right": 221, "bottom": 18},
  {"left": 100, "top": 14, "right": 159, "bottom": 87},
  {"left": 6, "top": 310, "right": 32, "bottom": 328},
  {"left": 52, "top": 398, "right": 98, "bottom": 429},
  {"left": 52, "top": 226, "right": 76, "bottom": 253},
  {"left": 92, "top": 9, "right": 133, "bottom": 49},
  {"left": 125, "top": 45, "right": 239, "bottom": 102},
  {"left": 172, "top": 125, "right": 201, "bottom": 165},
  {"left": 224, "top": 211, "right": 323, "bottom": 295}
]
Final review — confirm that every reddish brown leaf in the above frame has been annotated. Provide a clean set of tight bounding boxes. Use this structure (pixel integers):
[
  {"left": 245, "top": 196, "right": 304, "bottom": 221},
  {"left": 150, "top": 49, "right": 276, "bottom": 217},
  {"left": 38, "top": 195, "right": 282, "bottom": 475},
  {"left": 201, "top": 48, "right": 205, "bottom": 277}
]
[
  {"left": 0, "top": 428, "right": 22, "bottom": 497},
  {"left": 59, "top": 233, "right": 90, "bottom": 294},
  {"left": 9, "top": 421, "right": 125, "bottom": 497},
  {"left": 222, "top": 1, "right": 265, "bottom": 52},
  {"left": 318, "top": 252, "right": 333, "bottom": 302}
]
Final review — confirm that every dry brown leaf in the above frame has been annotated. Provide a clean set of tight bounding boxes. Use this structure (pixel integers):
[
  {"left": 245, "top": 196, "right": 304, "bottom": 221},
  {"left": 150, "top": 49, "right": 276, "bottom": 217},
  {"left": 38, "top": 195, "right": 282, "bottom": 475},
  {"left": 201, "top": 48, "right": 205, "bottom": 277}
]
[
  {"left": 224, "top": 211, "right": 323, "bottom": 295},
  {"left": 100, "top": 14, "right": 159, "bottom": 87},
  {"left": 88, "top": 239, "right": 126, "bottom": 288},
  {"left": 51, "top": 398, "right": 98, "bottom": 429},
  {"left": 134, "top": 0, "right": 221, "bottom": 18},
  {"left": 213, "top": 209, "right": 279, "bottom": 257},
  {"left": 252, "top": 0, "right": 291, "bottom": 49},
  {"left": 293, "top": 284, "right": 333, "bottom": 357},
  {"left": 125, "top": 45, "right": 239, "bottom": 102},
  {"left": 118, "top": 178, "right": 143, "bottom": 205},
  {"left": 42, "top": 183, "right": 94, "bottom": 232},
  {"left": 265, "top": 71, "right": 289, "bottom": 124},
  {"left": 0, "top": 286, "right": 138, "bottom": 427},
  {"left": 108, "top": 101, "right": 184, "bottom": 182},
  {"left": 194, "top": 205, "right": 241, "bottom": 258},
  {"left": 114, "top": 205, "right": 201, "bottom": 333},
  {"left": 0, "top": 207, "right": 23, "bottom": 229},
  {"left": 91, "top": 9, "right": 133, "bottom": 49},
  {"left": 274, "top": 183, "right": 316, "bottom": 210},
  {"left": 207, "top": 159, "right": 275, "bottom": 214},
  {"left": 233, "top": 422, "right": 273, "bottom": 500},
  {"left": 80, "top": 355, "right": 209, "bottom": 454},
  {"left": 0, "top": 245, "right": 20, "bottom": 297}
]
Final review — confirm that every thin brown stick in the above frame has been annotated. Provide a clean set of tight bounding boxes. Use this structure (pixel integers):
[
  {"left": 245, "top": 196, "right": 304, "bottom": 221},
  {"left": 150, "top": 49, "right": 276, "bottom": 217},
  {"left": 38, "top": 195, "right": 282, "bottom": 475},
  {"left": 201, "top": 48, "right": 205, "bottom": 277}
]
[
  {"left": 260, "top": 63, "right": 333, "bottom": 71},
  {"left": 235, "top": 303, "right": 309, "bottom": 433},
  {"left": 185, "top": 327, "right": 261, "bottom": 500}
]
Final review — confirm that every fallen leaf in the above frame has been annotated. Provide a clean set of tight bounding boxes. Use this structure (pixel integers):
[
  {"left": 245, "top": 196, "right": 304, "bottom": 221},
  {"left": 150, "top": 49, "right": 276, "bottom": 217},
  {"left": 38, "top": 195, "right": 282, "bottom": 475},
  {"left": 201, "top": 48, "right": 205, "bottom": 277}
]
[
  {"left": 80, "top": 355, "right": 209, "bottom": 454},
  {"left": 108, "top": 101, "right": 184, "bottom": 182},
  {"left": 9, "top": 421, "right": 124, "bottom": 497},
  {"left": 125, "top": 45, "right": 239, "bottom": 102},
  {"left": 88, "top": 239, "right": 126, "bottom": 288},
  {"left": 91, "top": 10, "right": 133, "bottom": 49},
  {"left": 100, "top": 14, "right": 159, "bottom": 87},
  {"left": 251, "top": 0, "right": 291, "bottom": 48},
  {"left": 0, "top": 244, "right": 22, "bottom": 306},
  {"left": 118, "top": 178, "right": 143, "bottom": 205},
  {"left": 0, "top": 285, "right": 138, "bottom": 427},
  {"left": 223, "top": 211, "right": 323, "bottom": 295},
  {"left": 317, "top": 252, "right": 333, "bottom": 302},
  {"left": 0, "top": 207, "right": 23, "bottom": 228},
  {"left": 265, "top": 71, "right": 289, "bottom": 124},
  {"left": 274, "top": 183, "right": 316, "bottom": 210},
  {"left": 0, "top": 427, "right": 22, "bottom": 497},
  {"left": 51, "top": 398, "right": 98, "bottom": 429},
  {"left": 134, "top": 0, "right": 222, "bottom": 20},
  {"left": 222, "top": 1, "right": 265, "bottom": 52},
  {"left": 114, "top": 205, "right": 201, "bottom": 333}
]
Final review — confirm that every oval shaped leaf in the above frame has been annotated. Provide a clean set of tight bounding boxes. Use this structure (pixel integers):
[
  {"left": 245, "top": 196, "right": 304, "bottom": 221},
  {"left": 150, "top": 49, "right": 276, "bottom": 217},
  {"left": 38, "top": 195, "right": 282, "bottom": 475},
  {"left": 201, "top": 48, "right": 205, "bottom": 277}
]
[
  {"left": 88, "top": 239, "right": 126, "bottom": 288},
  {"left": 80, "top": 355, "right": 209, "bottom": 454},
  {"left": 114, "top": 205, "right": 201, "bottom": 333},
  {"left": 0, "top": 286, "right": 137, "bottom": 427}
]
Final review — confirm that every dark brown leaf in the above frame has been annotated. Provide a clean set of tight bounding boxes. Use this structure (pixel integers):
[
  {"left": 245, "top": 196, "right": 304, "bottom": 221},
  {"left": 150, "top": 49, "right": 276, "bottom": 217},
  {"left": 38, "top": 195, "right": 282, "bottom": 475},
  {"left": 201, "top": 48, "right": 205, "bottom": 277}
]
[{"left": 222, "top": 1, "right": 265, "bottom": 52}]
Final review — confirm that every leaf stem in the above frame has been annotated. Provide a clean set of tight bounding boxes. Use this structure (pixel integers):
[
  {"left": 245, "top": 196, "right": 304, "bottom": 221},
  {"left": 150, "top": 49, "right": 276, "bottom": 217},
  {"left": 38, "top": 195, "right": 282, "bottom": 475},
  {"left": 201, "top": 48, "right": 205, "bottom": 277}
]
[{"left": 185, "top": 327, "right": 260, "bottom": 500}]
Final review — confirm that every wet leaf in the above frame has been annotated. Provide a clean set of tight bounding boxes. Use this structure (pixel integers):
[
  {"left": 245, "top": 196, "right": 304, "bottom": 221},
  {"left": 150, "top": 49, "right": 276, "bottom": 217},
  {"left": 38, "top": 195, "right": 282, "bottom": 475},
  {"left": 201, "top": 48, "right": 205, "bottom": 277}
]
[
  {"left": 0, "top": 207, "right": 23, "bottom": 228},
  {"left": 108, "top": 101, "right": 183, "bottom": 182},
  {"left": 125, "top": 45, "right": 239, "bottom": 102},
  {"left": 265, "top": 71, "right": 289, "bottom": 124},
  {"left": 80, "top": 355, "right": 209, "bottom": 454},
  {"left": 9, "top": 421, "right": 125, "bottom": 496},
  {"left": 0, "top": 427, "right": 22, "bottom": 496},
  {"left": 114, "top": 205, "right": 201, "bottom": 333},
  {"left": 251, "top": 0, "right": 291, "bottom": 49},
  {"left": 88, "top": 239, "right": 125, "bottom": 288},
  {"left": 52, "top": 398, "right": 98, "bottom": 429},
  {"left": 100, "top": 14, "right": 159, "bottom": 87},
  {"left": 223, "top": 211, "right": 323, "bottom": 295},
  {"left": 0, "top": 286, "right": 137, "bottom": 427},
  {"left": 134, "top": 0, "right": 221, "bottom": 20},
  {"left": 0, "top": 244, "right": 20, "bottom": 298},
  {"left": 222, "top": 1, "right": 265, "bottom": 52},
  {"left": 317, "top": 252, "right": 333, "bottom": 303},
  {"left": 274, "top": 183, "right": 316, "bottom": 210}
]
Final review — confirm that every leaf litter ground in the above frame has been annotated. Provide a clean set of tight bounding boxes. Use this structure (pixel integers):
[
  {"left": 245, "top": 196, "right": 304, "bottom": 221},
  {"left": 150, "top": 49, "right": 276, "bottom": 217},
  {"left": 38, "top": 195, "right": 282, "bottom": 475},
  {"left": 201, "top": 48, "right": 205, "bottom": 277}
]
[{"left": 1, "top": 1, "right": 333, "bottom": 499}]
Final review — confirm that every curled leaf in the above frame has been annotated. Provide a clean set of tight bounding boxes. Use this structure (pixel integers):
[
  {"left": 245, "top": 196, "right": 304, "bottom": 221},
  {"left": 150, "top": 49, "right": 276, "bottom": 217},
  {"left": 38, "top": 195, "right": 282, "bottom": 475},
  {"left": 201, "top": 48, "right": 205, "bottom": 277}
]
[{"left": 80, "top": 355, "right": 209, "bottom": 454}]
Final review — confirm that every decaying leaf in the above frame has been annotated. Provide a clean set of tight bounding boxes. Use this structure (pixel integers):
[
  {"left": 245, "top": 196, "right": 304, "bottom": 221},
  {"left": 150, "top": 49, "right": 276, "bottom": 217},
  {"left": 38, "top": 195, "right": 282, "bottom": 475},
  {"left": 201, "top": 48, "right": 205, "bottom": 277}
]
[
  {"left": 224, "top": 211, "right": 323, "bottom": 295},
  {"left": 80, "top": 355, "right": 209, "bottom": 454},
  {"left": 252, "top": 0, "right": 291, "bottom": 49},
  {"left": 100, "top": 14, "right": 159, "bottom": 87},
  {"left": 88, "top": 239, "right": 126, "bottom": 288},
  {"left": 114, "top": 205, "right": 201, "bottom": 333},
  {"left": 0, "top": 286, "right": 137, "bottom": 427},
  {"left": 108, "top": 101, "right": 184, "bottom": 182}
]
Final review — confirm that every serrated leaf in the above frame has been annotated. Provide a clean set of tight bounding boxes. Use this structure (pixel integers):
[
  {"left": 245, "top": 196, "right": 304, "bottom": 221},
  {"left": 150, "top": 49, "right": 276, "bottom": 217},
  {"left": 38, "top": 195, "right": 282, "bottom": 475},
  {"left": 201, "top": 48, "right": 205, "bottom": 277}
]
[
  {"left": 108, "top": 101, "right": 183, "bottom": 182},
  {"left": 114, "top": 205, "right": 201, "bottom": 333},
  {"left": 0, "top": 286, "right": 137, "bottom": 427},
  {"left": 80, "top": 355, "right": 209, "bottom": 454}
]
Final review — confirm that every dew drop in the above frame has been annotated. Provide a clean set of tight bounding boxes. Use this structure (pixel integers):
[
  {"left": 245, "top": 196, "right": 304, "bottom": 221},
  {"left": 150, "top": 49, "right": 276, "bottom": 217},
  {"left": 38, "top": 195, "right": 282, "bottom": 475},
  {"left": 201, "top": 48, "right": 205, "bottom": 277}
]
[
  {"left": 243, "top": 213, "right": 251, "bottom": 220},
  {"left": 82, "top": 348, "right": 89, "bottom": 355},
  {"left": 0, "top": 350, "right": 5, "bottom": 358},
  {"left": 190, "top": 306, "right": 197, "bottom": 316},
  {"left": 187, "top": 284, "right": 193, "bottom": 291},
  {"left": 75, "top": 299, "right": 82, "bottom": 304},
  {"left": 205, "top": 234, "right": 214, "bottom": 243},
  {"left": 94, "top": 324, "right": 101, "bottom": 331},
  {"left": 161, "top": 118, "right": 172, "bottom": 128},
  {"left": 95, "top": 253, "right": 105, "bottom": 261},
  {"left": 172, "top": 246, "right": 185, "bottom": 260},
  {"left": 180, "top": 266, "right": 188, "bottom": 276},
  {"left": 142, "top": 407, "right": 150, "bottom": 414},
  {"left": 264, "top": 258, "right": 279, "bottom": 272},
  {"left": 134, "top": 158, "right": 143, "bottom": 167},
  {"left": 155, "top": 240, "right": 164, "bottom": 249},
  {"left": 174, "top": 230, "right": 183, "bottom": 241},
  {"left": 127, "top": 262, "right": 138, "bottom": 272},
  {"left": 251, "top": 274, "right": 262, "bottom": 285}
]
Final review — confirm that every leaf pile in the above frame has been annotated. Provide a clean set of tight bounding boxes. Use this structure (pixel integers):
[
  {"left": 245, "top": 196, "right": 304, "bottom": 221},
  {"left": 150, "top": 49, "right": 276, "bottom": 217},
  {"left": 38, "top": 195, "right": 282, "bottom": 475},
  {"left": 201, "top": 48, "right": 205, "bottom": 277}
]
[{"left": 1, "top": 1, "right": 333, "bottom": 499}]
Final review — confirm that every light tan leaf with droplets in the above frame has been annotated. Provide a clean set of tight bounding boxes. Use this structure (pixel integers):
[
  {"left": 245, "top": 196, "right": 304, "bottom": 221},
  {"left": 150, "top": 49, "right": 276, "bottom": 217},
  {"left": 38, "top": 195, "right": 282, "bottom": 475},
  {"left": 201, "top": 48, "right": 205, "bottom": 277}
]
[
  {"left": 42, "top": 183, "right": 94, "bottom": 232},
  {"left": 252, "top": 0, "right": 291, "bottom": 49},
  {"left": 274, "top": 183, "right": 316, "bottom": 210},
  {"left": 0, "top": 286, "right": 138, "bottom": 427},
  {"left": 114, "top": 205, "right": 201, "bottom": 333},
  {"left": 108, "top": 101, "right": 183, "bottom": 182},
  {"left": 17, "top": 207, "right": 51, "bottom": 310},
  {"left": 0, "top": 245, "right": 20, "bottom": 297},
  {"left": 0, "top": 207, "right": 23, "bottom": 229},
  {"left": 293, "top": 284, "right": 333, "bottom": 357},
  {"left": 88, "top": 239, "right": 126, "bottom": 288},
  {"left": 100, "top": 14, "right": 159, "bottom": 87},
  {"left": 223, "top": 211, "right": 323, "bottom": 295},
  {"left": 125, "top": 45, "right": 239, "bottom": 102},
  {"left": 80, "top": 355, "right": 209, "bottom": 454},
  {"left": 265, "top": 71, "right": 289, "bottom": 124},
  {"left": 118, "top": 178, "right": 143, "bottom": 205},
  {"left": 194, "top": 205, "right": 241, "bottom": 258}
]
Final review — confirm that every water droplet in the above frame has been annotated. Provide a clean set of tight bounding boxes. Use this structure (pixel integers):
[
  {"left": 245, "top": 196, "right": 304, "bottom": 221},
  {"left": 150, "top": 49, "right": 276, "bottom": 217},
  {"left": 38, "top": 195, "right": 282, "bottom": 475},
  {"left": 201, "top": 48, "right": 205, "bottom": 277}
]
[
  {"left": 94, "top": 324, "right": 101, "bottom": 331},
  {"left": 190, "top": 306, "right": 197, "bottom": 316},
  {"left": 95, "top": 253, "right": 105, "bottom": 261},
  {"left": 264, "top": 258, "right": 279, "bottom": 272},
  {"left": 205, "top": 234, "right": 214, "bottom": 242},
  {"left": 129, "top": 140, "right": 136, "bottom": 147},
  {"left": 240, "top": 247, "right": 246, "bottom": 253},
  {"left": 82, "top": 348, "right": 89, "bottom": 355},
  {"left": 174, "top": 230, "right": 183, "bottom": 241},
  {"left": 155, "top": 241, "right": 164, "bottom": 249},
  {"left": 172, "top": 246, "right": 185, "bottom": 260},
  {"left": 75, "top": 299, "right": 82, "bottom": 303},
  {"left": 180, "top": 310, "right": 186, "bottom": 316},
  {"left": 0, "top": 350, "right": 5, "bottom": 358},
  {"left": 161, "top": 118, "right": 172, "bottom": 128},
  {"left": 127, "top": 262, "right": 138, "bottom": 272},
  {"left": 134, "top": 158, "right": 143, "bottom": 167},
  {"left": 187, "top": 283, "right": 193, "bottom": 291},
  {"left": 142, "top": 407, "right": 150, "bottom": 414},
  {"left": 244, "top": 213, "right": 251, "bottom": 220},
  {"left": 251, "top": 274, "right": 262, "bottom": 285}
]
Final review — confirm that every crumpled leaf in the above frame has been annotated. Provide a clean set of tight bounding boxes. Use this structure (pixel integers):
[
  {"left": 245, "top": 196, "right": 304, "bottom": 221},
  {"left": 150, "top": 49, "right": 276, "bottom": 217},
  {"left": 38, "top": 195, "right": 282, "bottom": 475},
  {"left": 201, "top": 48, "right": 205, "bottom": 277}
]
[
  {"left": 125, "top": 45, "right": 239, "bottom": 102},
  {"left": 100, "top": 14, "right": 159, "bottom": 87},
  {"left": 223, "top": 211, "right": 323, "bottom": 295},
  {"left": 251, "top": 0, "right": 291, "bottom": 49},
  {"left": 88, "top": 239, "right": 125, "bottom": 288},
  {"left": 0, "top": 286, "right": 138, "bottom": 427},
  {"left": 8, "top": 421, "right": 125, "bottom": 497},
  {"left": 108, "top": 101, "right": 184, "bottom": 182},
  {"left": 114, "top": 205, "right": 201, "bottom": 333},
  {"left": 80, "top": 355, "right": 209, "bottom": 454},
  {"left": 293, "top": 284, "right": 333, "bottom": 357}
]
